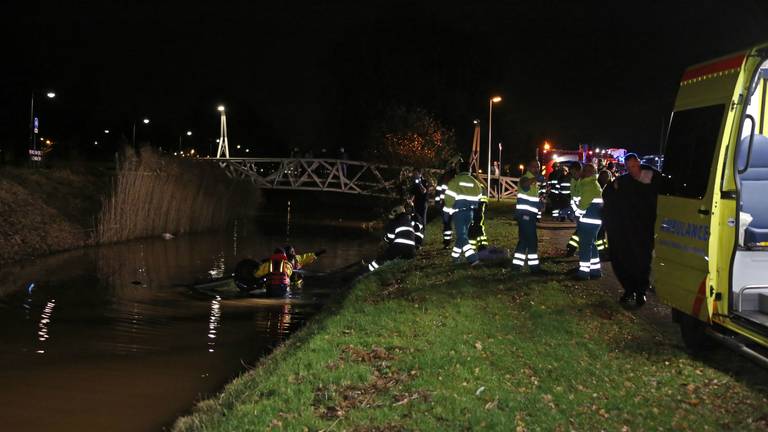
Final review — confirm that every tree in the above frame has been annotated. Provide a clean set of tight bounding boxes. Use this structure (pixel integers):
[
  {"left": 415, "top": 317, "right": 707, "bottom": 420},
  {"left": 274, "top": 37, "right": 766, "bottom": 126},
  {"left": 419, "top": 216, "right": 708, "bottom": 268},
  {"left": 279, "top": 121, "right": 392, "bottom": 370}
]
[{"left": 368, "top": 106, "right": 458, "bottom": 169}]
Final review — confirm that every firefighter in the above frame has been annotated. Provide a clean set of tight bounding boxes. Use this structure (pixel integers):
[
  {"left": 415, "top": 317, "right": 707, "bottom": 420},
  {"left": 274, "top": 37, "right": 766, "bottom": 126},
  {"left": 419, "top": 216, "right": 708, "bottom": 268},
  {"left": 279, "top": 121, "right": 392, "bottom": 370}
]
[
  {"left": 410, "top": 203, "right": 425, "bottom": 249},
  {"left": 409, "top": 169, "right": 430, "bottom": 238},
  {"left": 565, "top": 162, "right": 583, "bottom": 256},
  {"left": 443, "top": 165, "right": 483, "bottom": 265},
  {"left": 574, "top": 164, "right": 603, "bottom": 280},
  {"left": 547, "top": 162, "right": 562, "bottom": 218},
  {"left": 435, "top": 165, "right": 458, "bottom": 249},
  {"left": 367, "top": 205, "right": 417, "bottom": 271},
  {"left": 468, "top": 190, "right": 489, "bottom": 252},
  {"left": 558, "top": 165, "right": 573, "bottom": 222},
  {"left": 511, "top": 160, "right": 543, "bottom": 273}
]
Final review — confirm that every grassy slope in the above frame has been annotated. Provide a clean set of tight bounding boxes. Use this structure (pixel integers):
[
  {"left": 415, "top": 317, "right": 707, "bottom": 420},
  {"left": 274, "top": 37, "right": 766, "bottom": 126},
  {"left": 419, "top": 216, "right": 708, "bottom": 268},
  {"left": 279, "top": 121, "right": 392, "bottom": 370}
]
[{"left": 174, "top": 202, "right": 768, "bottom": 431}]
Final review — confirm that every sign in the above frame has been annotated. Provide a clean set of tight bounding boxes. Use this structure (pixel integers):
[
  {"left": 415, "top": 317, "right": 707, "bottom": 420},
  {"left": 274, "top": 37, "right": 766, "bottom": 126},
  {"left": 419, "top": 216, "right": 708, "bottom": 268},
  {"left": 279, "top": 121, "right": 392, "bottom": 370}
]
[
  {"left": 33, "top": 117, "right": 39, "bottom": 134},
  {"left": 28, "top": 149, "right": 43, "bottom": 162}
]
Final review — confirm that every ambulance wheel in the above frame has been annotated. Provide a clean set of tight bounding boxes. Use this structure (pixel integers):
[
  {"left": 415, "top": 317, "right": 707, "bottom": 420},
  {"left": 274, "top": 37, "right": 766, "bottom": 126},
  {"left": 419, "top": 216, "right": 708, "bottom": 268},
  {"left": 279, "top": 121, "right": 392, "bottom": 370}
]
[{"left": 677, "top": 312, "right": 714, "bottom": 352}]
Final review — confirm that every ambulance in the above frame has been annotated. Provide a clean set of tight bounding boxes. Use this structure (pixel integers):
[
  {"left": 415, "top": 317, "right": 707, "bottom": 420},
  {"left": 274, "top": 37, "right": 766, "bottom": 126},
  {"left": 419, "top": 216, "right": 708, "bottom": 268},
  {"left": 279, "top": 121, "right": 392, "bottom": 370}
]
[{"left": 654, "top": 42, "right": 768, "bottom": 364}]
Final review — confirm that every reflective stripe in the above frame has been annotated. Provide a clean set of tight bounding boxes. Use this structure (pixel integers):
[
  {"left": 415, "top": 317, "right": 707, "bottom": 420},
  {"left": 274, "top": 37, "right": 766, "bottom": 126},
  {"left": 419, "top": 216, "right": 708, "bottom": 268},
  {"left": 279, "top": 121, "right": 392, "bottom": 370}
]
[
  {"left": 386, "top": 233, "right": 396, "bottom": 239},
  {"left": 394, "top": 238, "right": 415, "bottom": 245},
  {"left": 462, "top": 244, "right": 473, "bottom": 252},
  {"left": 528, "top": 260, "right": 540, "bottom": 265},
  {"left": 459, "top": 181, "right": 475, "bottom": 187},
  {"left": 516, "top": 204, "right": 539, "bottom": 213},
  {"left": 512, "top": 259, "right": 525, "bottom": 266},
  {"left": 517, "top": 192, "right": 539, "bottom": 201},
  {"left": 591, "top": 198, "right": 604, "bottom": 204},
  {"left": 415, "top": 232, "right": 424, "bottom": 238},
  {"left": 527, "top": 254, "right": 538, "bottom": 259},
  {"left": 560, "top": 183, "right": 570, "bottom": 187},
  {"left": 395, "top": 226, "right": 414, "bottom": 233},
  {"left": 579, "top": 217, "right": 602, "bottom": 225},
  {"left": 514, "top": 253, "right": 525, "bottom": 259},
  {"left": 443, "top": 207, "right": 457, "bottom": 215},
  {"left": 465, "top": 250, "right": 477, "bottom": 258}
]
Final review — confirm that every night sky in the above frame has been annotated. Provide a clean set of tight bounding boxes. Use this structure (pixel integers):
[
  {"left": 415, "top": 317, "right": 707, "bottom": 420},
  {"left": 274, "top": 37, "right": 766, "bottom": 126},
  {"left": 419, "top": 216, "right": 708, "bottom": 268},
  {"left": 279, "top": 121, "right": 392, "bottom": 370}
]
[{"left": 4, "top": 0, "right": 768, "bottom": 164}]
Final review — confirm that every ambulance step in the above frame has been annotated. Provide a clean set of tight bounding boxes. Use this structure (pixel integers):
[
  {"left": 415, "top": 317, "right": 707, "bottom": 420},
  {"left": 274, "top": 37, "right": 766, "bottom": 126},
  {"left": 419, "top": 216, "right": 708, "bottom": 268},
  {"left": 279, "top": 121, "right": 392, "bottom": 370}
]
[
  {"left": 706, "top": 328, "right": 768, "bottom": 369},
  {"left": 759, "top": 293, "right": 768, "bottom": 314}
]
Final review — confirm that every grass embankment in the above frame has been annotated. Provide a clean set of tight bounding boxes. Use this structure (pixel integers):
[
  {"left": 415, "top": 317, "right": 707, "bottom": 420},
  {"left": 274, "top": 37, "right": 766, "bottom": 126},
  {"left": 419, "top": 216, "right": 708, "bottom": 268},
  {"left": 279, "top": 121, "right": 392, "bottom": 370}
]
[
  {"left": 175, "top": 202, "right": 768, "bottom": 431},
  {"left": 0, "top": 163, "right": 111, "bottom": 263}
]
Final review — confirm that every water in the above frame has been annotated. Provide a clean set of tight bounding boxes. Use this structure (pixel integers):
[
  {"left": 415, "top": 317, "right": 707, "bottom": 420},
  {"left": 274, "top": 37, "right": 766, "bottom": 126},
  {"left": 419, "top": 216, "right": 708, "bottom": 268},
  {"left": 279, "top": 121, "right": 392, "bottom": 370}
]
[{"left": 0, "top": 218, "right": 378, "bottom": 431}]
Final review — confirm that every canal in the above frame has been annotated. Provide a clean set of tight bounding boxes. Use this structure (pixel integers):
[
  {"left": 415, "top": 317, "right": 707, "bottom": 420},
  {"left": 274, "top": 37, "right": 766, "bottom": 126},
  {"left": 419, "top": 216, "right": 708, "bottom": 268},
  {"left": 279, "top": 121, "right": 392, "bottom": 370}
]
[{"left": 0, "top": 216, "right": 379, "bottom": 431}]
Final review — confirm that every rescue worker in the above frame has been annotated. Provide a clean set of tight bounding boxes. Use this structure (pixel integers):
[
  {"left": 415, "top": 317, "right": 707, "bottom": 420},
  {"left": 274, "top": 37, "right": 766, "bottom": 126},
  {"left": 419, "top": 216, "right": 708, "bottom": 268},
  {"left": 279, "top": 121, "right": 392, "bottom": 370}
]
[
  {"left": 468, "top": 190, "right": 489, "bottom": 252},
  {"left": 410, "top": 202, "right": 425, "bottom": 249},
  {"left": 558, "top": 165, "right": 573, "bottom": 222},
  {"left": 256, "top": 248, "right": 293, "bottom": 297},
  {"left": 511, "top": 160, "right": 543, "bottom": 273},
  {"left": 594, "top": 169, "right": 614, "bottom": 258},
  {"left": 565, "top": 162, "right": 583, "bottom": 256},
  {"left": 284, "top": 245, "right": 325, "bottom": 288},
  {"left": 547, "top": 162, "right": 562, "bottom": 218},
  {"left": 367, "top": 205, "right": 417, "bottom": 271},
  {"left": 435, "top": 165, "right": 458, "bottom": 249},
  {"left": 602, "top": 153, "right": 660, "bottom": 307},
  {"left": 443, "top": 165, "right": 483, "bottom": 265},
  {"left": 574, "top": 164, "right": 603, "bottom": 280},
  {"left": 409, "top": 169, "right": 430, "bottom": 238}
]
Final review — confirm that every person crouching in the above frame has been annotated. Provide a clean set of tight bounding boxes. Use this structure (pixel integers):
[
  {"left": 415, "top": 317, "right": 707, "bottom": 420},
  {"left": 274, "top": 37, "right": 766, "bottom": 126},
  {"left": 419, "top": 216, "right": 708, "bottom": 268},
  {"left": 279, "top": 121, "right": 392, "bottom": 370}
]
[{"left": 367, "top": 205, "right": 416, "bottom": 271}]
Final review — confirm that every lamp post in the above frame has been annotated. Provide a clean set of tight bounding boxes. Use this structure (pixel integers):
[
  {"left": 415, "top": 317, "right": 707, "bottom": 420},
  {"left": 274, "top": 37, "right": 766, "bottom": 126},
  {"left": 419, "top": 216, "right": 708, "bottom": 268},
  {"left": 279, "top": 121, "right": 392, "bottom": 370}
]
[
  {"left": 132, "top": 117, "right": 151, "bottom": 150},
  {"left": 29, "top": 91, "right": 56, "bottom": 152},
  {"left": 178, "top": 130, "right": 192, "bottom": 153},
  {"left": 487, "top": 96, "right": 502, "bottom": 198}
]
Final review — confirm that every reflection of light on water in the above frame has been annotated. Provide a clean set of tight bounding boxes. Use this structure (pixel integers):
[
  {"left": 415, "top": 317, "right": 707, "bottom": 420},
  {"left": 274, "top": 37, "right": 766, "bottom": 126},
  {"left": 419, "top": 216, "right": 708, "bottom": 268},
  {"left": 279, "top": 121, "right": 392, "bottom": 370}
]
[
  {"left": 207, "top": 296, "right": 222, "bottom": 353},
  {"left": 36, "top": 299, "right": 56, "bottom": 354},
  {"left": 208, "top": 251, "right": 226, "bottom": 278}
]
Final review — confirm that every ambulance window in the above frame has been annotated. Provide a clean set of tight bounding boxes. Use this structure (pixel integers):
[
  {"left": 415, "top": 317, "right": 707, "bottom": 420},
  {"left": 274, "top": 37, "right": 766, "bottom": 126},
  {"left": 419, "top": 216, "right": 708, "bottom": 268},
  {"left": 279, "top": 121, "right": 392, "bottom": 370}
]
[{"left": 661, "top": 104, "right": 726, "bottom": 199}]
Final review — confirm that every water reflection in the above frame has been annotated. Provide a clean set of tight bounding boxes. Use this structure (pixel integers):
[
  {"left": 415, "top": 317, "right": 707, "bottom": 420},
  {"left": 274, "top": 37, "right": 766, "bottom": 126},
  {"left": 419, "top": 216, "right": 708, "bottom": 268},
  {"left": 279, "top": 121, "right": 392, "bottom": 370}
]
[
  {"left": 36, "top": 299, "right": 56, "bottom": 354},
  {"left": 208, "top": 296, "right": 222, "bottom": 353}
]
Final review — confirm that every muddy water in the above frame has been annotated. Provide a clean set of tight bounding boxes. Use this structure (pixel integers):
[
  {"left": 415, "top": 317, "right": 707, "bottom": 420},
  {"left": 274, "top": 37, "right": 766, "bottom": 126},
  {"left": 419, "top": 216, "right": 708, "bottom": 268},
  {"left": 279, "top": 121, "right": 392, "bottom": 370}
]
[{"left": 0, "top": 219, "right": 378, "bottom": 431}]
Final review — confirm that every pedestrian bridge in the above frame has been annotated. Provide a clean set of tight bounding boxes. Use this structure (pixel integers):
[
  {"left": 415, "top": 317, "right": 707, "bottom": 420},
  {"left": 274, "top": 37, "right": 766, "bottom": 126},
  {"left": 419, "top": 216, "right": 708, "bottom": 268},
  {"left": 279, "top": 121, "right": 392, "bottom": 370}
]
[{"left": 216, "top": 158, "right": 519, "bottom": 199}]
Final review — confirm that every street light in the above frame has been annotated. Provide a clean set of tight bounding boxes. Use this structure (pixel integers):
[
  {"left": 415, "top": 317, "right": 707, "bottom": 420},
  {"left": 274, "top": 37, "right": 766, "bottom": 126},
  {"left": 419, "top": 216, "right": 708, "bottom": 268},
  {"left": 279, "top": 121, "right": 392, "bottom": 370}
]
[
  {"left": 179, "top": 130, "right": 193, "bottom": 153},
  {"left": 29, "top": 90, "right": 56, "bottom": 152},
  {"left": 487, "top": 96, "right": 502, "bottom": 198},
  {"left": 217, "top": 105, "right": 225, "bottom": 112},
  {"left": 132, "top": 117, "right": 151, "bottom": 149}
]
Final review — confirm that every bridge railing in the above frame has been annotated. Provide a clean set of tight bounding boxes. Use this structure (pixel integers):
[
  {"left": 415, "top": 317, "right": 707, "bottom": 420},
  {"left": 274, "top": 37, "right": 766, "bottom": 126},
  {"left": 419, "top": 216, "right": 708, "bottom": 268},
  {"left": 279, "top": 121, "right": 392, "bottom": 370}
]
[{"left": 216, "top": 157, "right": 520, "bottom": 199}]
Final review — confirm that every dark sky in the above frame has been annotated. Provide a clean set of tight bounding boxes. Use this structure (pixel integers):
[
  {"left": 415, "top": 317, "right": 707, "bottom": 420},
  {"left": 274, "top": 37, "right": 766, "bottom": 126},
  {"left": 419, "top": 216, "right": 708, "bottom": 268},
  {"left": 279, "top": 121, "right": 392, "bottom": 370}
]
[{"left": 3, "top": 0, "right": 768, "bottom": 163}]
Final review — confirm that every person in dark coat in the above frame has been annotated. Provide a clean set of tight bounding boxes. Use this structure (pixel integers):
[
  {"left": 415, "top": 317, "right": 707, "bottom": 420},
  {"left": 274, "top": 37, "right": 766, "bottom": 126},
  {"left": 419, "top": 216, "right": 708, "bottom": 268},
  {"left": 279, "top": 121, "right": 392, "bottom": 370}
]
[
  {"left": 602, "top": 153, "right": 660, "bottom": 308},
  {"left": 409, "top": 169, "right": 430, "bottom": 237}
]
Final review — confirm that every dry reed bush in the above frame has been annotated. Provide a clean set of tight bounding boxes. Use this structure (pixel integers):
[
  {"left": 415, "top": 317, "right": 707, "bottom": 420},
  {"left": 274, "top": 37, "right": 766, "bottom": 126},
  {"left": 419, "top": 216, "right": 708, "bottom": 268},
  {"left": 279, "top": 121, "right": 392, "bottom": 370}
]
[{"left": 98, "top": 146, "right": 260, "bottom": 243}]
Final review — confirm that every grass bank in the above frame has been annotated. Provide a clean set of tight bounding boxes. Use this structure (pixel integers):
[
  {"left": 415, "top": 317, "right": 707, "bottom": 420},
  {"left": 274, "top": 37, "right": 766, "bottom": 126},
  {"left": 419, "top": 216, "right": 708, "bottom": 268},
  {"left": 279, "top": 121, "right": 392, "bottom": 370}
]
[
  {"left": 174, "top": 202, "right": 768, "bottom": 431},
  {"left": 0, "top": 163, "right": 111, "bottom": 263}
]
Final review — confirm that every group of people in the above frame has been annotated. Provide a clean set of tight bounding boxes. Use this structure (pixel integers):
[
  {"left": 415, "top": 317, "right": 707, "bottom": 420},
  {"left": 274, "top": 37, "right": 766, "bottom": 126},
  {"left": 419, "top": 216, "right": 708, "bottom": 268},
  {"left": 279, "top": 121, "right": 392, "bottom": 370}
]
[
  {"left": 535, "top": 154, "right": 660, "bottom": 307},
  {"left": 235, "top": 245, "right": 325, "bottom": 297},
  {"left": 367, "top": 153, "right": 660, "bottom": 310}
]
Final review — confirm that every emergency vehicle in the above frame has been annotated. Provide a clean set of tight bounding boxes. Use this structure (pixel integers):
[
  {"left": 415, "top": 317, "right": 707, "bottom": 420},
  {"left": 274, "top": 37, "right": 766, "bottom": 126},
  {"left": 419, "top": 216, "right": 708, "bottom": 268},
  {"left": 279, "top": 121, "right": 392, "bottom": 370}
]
[
  {"left": 539, "top": 143, "right": 625, "bottom": 175},
  {"left": 653, "top": 42, "right": 768, "bottom": 365}
]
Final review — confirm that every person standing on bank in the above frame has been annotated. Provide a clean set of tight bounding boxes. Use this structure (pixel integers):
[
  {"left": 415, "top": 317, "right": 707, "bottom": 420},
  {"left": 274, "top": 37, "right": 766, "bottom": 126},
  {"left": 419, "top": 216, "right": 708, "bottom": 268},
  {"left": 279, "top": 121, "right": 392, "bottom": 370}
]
[
  {"left": 602, "top": 153, "right": 660, "bottom": 308},
  {"left": 435, "top": 164, "right": 458, "bottom": 249},
  {"left": 443, "top": 164, "right": 483, "bottom": 265},
  {"left": 574, "top": 164, "right": 603, "bottom": 280},
  {"left": 511, "top": 160, "right": 544, "bottom": 273}
]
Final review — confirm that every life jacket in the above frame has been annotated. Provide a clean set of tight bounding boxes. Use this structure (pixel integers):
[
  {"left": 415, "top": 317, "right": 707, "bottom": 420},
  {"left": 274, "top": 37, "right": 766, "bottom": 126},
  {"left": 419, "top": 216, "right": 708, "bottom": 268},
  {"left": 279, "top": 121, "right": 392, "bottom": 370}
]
[{"left": 267, "top": 253, "right": 290, "bottom": 287}]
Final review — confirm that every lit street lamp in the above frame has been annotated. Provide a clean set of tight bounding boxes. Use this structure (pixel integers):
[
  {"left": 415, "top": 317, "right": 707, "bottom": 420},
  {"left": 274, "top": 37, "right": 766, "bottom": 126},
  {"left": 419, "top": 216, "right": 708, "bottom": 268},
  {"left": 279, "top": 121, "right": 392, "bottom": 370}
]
[
  {"left": 179, "top": 130, "right": 193, "bottom": 153},
  {"left": 29, "top": 90, "right": 56, "bottom": 152},
  {"left": 132, "top": 117, "right": 151, "bottom": 149},
  {"left": 487, "top": 96, "right": 502, "bottom": 198}
]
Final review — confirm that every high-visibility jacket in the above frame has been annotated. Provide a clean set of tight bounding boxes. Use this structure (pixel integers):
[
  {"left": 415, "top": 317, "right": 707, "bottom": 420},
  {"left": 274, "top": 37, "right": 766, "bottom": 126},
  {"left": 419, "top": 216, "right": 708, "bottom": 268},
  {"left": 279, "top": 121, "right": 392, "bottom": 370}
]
[
  {"left": 570, "top": 177, "right": 582, "bottom": 214},
  {"left": 385, "top": 212, "right": 417, "bottom": 248},
  {"left": 443, "top": 172, "right": 483, "bottom": 215},
  {"left": 577, "top": 176, "right": 603, "bottom": 225},
  {"left": 290, "top": 252, "right": 317, "bottom": 270},
  {"left": 434, "top": 172, "right": 454, "bottom": 209},
  {"left": 547, "top": 170, "right": 561, "bottom": 195},
  {"left": 559, "top": 172, "right": 572, "bottom": 197},
  {"left": 254, "top": 255, "right": 294, "bottom": 281},
  {"left": 515, "top": 171, "right": 540, "bottom": 215}
]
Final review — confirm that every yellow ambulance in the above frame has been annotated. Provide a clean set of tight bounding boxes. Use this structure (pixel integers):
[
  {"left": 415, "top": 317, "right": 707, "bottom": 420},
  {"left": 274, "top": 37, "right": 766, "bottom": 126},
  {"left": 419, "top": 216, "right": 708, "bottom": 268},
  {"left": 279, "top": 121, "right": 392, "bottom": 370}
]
[{"left": 654, "top": 42, "right": 768, "bottom": 363}]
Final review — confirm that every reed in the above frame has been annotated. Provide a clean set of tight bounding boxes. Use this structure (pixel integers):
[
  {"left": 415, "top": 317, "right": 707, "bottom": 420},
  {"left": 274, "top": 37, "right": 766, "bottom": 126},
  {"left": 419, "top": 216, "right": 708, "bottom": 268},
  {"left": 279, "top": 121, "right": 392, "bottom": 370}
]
[{"left": 97, "top": 147, "right": 260, "bottom": 244}]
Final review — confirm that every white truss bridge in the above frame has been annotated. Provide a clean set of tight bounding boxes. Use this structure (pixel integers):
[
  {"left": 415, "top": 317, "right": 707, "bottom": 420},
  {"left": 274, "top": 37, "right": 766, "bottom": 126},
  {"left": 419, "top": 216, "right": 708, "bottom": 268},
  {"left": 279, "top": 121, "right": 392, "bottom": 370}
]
[{"left": 216, "top": 158, "right": 519, "bottom": 199}]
